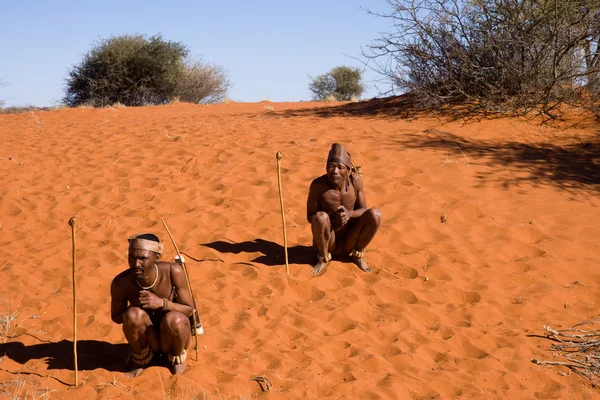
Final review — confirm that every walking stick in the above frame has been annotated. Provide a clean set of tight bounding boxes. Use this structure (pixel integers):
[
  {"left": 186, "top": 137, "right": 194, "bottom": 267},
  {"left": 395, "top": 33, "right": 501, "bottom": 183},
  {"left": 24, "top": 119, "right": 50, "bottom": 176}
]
[
  {"left": 68, "top": 216, "right": 78, "bottom": 387},
  {"left": 160, "top": 218, "right": 200, "bottom": 361},
  {"left": 276, "top": 152, "right": 289, "bottom": 275}
]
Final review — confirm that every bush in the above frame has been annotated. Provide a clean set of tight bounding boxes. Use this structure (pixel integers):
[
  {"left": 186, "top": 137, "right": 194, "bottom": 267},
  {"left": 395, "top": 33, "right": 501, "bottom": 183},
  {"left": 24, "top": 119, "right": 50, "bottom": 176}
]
[
  {"left": 174, "top": 59, "right": 231, "bottom": 104},
  {"left": 364, "top": 0, "right": 600, "bottom": 119},
  {"left": 0, "top": 78, "right": 5, "bottom": 108},
  {"left": 309, "top": 66, "right": 365, "bottom": 101},
  {"left": 64, "top": 34, "right": 230, "bottom": 107}
]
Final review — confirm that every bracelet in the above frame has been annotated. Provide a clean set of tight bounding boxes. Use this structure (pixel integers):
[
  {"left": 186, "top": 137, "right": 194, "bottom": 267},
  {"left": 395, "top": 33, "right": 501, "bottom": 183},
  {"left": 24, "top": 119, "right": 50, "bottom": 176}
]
[{"left": 162, "top": 298, "right": 169, "bottom": 311}]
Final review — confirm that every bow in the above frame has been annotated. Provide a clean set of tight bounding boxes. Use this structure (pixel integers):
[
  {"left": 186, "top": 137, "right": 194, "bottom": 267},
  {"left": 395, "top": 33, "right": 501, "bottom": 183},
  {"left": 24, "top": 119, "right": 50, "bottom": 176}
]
[{"left": 161, "top": 217, "right": 200, "bottom": 361}]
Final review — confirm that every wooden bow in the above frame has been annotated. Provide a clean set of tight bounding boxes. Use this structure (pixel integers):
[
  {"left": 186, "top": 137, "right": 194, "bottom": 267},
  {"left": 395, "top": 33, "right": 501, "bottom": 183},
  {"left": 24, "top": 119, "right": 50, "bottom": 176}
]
[{"left": 161, "top": 218, "right": 200, "bottom": 361}]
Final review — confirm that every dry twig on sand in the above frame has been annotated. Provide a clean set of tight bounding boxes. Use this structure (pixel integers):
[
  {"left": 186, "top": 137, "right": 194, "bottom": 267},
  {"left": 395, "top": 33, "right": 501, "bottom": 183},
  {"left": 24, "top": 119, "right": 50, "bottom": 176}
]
[{"left": 531, "top": 319, "right": 600, "bottom": 386}]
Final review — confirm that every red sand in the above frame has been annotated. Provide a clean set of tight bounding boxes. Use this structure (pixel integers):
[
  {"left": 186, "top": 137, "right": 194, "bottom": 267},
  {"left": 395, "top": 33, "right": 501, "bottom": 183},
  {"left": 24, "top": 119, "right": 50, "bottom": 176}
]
[{"left": 0, "top": 101, "right": 599, "bottom": 399}]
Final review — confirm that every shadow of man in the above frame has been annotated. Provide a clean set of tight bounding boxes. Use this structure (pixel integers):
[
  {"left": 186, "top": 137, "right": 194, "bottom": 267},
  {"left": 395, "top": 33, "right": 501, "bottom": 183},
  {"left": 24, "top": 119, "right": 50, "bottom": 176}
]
[
  {"left": 202, "top": 238, "right": 314, "bottom": 266},
  {"left": 0, "top": 340, "right": 130, "bottom": 372}
]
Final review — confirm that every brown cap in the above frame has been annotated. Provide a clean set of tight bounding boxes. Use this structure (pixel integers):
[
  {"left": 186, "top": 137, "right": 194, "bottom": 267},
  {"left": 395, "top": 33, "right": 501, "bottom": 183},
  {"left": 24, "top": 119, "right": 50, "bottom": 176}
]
[
  {"left": 327, "top": 143, "right": 352, "bottom": 169},
  {"left": 128, "top": 233, "right": 163, "bottom": 254}
]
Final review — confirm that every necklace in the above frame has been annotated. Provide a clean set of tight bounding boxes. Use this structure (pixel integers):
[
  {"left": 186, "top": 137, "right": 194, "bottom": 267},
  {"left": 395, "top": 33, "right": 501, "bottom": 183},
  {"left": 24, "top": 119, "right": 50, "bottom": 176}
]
[{"left": 136, "top": 264, "right": 159, "bottom": 290}]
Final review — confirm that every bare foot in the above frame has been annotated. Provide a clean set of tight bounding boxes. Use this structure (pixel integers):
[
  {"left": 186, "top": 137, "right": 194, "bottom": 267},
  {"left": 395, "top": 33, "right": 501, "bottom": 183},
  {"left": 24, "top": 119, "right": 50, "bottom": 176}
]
[
  {"left": 352, "top": 256, "right": 372, "bottom": 273},
  {"left": 171, "top": 361, "right": 187, "bottom": 375},
  {"left": 311, "top": 259, "right": 329, "bottom": 275},
  {"left": 125, "top": 366, "right": 145, "bottom": 378}
]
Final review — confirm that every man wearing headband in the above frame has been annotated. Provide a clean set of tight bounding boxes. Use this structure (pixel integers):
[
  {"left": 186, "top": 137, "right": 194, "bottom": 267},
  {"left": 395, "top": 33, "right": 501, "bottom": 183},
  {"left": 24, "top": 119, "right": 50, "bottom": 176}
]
[
  {"left": 306, "top": 143, "right": 382, "bottom": 275},
  {"left": 110, "top": 233, "right": 194, "bottom": 376}
]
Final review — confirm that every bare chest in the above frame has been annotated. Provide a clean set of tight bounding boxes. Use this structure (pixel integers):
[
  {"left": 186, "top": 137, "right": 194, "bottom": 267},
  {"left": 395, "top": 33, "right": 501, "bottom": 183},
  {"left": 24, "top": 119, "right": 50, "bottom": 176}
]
[
  {"left": 126, "top": 280, "right": 174, "bottom": 306},
  {"left": 319, "top": 186, "right": 357, "bottom": 213}
]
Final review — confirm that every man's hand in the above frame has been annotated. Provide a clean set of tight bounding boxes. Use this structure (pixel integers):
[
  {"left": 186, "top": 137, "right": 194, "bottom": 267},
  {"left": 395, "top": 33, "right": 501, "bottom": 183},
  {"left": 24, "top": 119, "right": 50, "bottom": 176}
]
[
  {"left": 139, "top": 290, "right": 163, "bottom": 310},
  {"left": 336, "top": 206, "right": 352, "bottom": 227}
]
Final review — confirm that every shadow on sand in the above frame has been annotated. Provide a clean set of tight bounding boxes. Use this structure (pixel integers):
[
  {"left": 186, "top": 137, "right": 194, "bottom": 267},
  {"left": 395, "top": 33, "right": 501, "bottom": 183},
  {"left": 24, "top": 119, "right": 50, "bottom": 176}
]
[
  {"left": 0, "top": 340, "right": 130, "bottom": 373},
  {"left": 274, "top": 95, "right": 419, "bottom": 119},
  {"left": 392, "top": 129, "right": 600, "bottom": 192},
  {"left": 202, "top": 238, "right": 315, "bottom": 267}
]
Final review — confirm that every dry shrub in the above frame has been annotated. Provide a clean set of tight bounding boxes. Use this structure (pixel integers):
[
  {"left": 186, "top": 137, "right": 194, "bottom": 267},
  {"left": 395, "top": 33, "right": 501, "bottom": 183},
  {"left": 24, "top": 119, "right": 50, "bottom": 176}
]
[
  {"left": 364, "top": 0, "right": 600, "bottom": 120},
  {"left": 532, "top": 319, "right": 600, "bottom": 386},
  {"left": 175, "top": 59, "right": 231, "bottom": 104}
]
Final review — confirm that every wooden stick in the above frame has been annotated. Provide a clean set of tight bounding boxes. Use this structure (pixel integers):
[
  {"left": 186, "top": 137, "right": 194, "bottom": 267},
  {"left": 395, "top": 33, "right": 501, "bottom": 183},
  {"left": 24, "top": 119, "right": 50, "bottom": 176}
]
[
  {"left": 68, "top": 216, "right": 78, "bottom": 387},
  {"left": 160, "top": 218, "right": 199, "bottom": 361},
  {"left": 276, "top": 152, "right": 289, "bottom": 275}
]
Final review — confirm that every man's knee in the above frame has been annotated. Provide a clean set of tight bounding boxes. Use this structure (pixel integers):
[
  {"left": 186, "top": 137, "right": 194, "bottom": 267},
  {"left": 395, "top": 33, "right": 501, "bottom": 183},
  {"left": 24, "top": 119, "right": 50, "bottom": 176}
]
[
  {"left": 366, "top": 207, "right": 382, "bottom": 227},
  {"left": 311, "top": 211, "right": 330, "bottom": 228},
  {"left": 161, "top": 311, "right": 189, "bottom": 334},
  {"left": 123, "top": 307, "right": 148, "bottom": 328}
]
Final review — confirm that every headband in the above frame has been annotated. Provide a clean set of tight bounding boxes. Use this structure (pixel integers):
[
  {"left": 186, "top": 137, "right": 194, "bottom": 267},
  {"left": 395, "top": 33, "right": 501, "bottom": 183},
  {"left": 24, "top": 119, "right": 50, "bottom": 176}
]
[{"left": 128, "top": 233, "right": 163, "bottom": 254}]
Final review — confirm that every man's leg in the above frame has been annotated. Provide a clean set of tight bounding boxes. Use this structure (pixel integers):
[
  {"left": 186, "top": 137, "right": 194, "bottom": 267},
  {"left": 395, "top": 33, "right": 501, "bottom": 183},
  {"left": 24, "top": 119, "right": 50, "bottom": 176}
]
[
  {"left": 311, "top": 211, "right": 335, "bottom": 275},
  {"left": 160, "top": 311, "right": 191, "bottom": 375},
  {"left": 122, "top": 307, "right": 159, "bottom": 377},
  {"left": 340, "top": 207, "right": 382, "bottom": 272}
]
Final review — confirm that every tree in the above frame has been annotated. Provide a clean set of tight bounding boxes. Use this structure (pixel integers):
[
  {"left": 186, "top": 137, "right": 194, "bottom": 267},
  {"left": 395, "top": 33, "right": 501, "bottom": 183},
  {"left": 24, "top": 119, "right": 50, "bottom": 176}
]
[
  {"left": 309, "top": 66, "right": 365, "bottom": 101},
  {"left": 64, "top": 34, "right": 231, "bottom": 107},
  {"left": 364, "top": 0, "right": 600, "bottom": 118},
  {"left": 0, "top": 78, "right": 5, "bottom": 108},
  {"left": 175, "top": 59, "right": 231, "bottom": 104}
]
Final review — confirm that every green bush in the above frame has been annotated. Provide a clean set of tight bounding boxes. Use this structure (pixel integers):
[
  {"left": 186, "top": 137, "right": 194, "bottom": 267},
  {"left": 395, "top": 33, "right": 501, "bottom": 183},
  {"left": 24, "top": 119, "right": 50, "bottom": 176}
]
[
  {"left": 64, "top": 34, "right": 230, "bottom": 107},
  {"left": 309, "top": 66, "right": 365, "bottom": 101}
]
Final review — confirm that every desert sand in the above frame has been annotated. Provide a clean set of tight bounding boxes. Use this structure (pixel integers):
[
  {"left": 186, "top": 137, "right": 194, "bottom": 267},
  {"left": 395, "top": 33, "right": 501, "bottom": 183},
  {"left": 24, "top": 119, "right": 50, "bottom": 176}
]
[{"left": 0, "top": 100, "right": 599, "bottom": 399}]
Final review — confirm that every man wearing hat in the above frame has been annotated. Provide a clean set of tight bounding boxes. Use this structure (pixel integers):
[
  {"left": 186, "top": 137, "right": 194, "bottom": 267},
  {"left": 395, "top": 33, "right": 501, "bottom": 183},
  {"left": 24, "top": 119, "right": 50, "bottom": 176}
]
[
  {"left": 306, "top": 143, "right": 382, "bottom": 275},
  {"left": 110, "top": 233, "right": 193, "bottom": 376}
]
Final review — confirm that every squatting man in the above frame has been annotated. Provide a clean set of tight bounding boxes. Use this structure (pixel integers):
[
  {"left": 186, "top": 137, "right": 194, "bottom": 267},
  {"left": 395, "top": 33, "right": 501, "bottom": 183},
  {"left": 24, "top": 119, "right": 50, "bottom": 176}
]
[
  {"left": 110, "top": 233, "right": 199, "bottom": 376},
  {"left": 307, "top": 143, "right": 382, "bottom": 275}
]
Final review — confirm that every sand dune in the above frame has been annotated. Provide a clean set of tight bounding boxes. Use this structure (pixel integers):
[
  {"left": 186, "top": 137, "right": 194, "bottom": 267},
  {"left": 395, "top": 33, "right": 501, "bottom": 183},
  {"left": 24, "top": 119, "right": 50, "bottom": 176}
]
[{"left": 0, "top": 101, "right": 599, "bottom": 399}]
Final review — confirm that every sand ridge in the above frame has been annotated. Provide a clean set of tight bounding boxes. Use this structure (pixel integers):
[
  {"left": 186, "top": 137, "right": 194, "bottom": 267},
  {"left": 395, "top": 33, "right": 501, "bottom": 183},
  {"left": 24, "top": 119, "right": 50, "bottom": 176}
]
[{"left": 0, "top": 102, "right": 599, "bottom": 399}]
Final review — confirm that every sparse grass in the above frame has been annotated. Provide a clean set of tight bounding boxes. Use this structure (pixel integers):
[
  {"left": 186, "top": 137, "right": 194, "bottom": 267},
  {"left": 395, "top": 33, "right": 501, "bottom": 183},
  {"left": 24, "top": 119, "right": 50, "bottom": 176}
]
[
  {"left": 0, "top": 106, "right": 49, "bottom": 115},
  {"left": 0, "top": 375, "right": 54, "bottom": 400},
  {"left": 0, "top": 302, "right": 41, "bottom": 343},
  {"left": 440, "top": 151, "right": 458, "bottom": 166},
  {"left": 0, "top": 309, "right": 18, "bottom": 343},
  {"left": 162, "top": 381, "right": 254, "bottom": 400},
  {"left": 74, "top": 102, "right": 95, "bottom": 109},
  {"left": 106, "top": 102, "right": 126, "bottom": 109},
  {"left": 263, "top": 105, "right": 274, "bottom": 112}
]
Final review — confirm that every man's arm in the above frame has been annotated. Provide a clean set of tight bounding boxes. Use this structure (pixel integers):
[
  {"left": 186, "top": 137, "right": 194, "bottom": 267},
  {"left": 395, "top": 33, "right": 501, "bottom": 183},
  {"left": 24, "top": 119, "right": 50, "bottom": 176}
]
[
  {"left": 349, "top": 172, "right": 368, "bottom": 218},
  {"left": 110, "top": 276, "right": 128, "bottom": 324},
  {"left": 169, "top": 264, "right": 194, "bottom": 317},
  {"left": 306, "top": 179, "right": 321, "bottom": 224}
]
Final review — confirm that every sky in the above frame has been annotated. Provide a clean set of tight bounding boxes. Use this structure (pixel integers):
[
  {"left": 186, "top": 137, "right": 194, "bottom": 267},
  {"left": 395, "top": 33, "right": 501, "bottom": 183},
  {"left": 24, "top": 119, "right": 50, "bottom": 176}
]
[{"left": 0, "top": 0, "right": 396, "bottom": 107}]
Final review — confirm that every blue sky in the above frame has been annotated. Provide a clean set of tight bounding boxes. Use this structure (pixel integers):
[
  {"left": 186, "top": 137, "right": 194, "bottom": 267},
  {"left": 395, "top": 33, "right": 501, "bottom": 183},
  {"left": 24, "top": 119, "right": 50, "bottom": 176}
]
[{"left": 0, "top": 1, "right": 395, "bottom": 107}]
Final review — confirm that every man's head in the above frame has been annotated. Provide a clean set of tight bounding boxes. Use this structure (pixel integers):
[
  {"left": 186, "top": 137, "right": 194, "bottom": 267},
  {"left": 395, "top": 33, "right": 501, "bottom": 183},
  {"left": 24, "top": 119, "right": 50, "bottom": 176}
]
[
  {"left": 127, "top": 233, "right": 162, "bottom": 277},
  {"left": 326, "top": 143, "right": 352, "bottom": 185}
]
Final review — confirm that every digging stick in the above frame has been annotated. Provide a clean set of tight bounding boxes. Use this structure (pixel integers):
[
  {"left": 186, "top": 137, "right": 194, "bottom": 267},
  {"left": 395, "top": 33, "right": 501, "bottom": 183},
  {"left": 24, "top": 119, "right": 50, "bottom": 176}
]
[
  {"left": 276, "top": 152, "right": 289, "bottom": 275},
  {"left": 68, "top": 216, "right": 78, "bottom": 387}
]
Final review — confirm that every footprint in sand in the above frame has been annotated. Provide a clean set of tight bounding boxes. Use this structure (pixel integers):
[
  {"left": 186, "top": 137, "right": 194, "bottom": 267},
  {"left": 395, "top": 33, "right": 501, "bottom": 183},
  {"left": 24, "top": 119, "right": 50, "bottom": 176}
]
[
  {"left": 455, "top": 289, "right": 481, "bottom": 305},
  {"left": 460, "top": 340, "right": 488, "bottom": 359},
  {"left": 385, "top": 289, "right": 418, "bottom": 304}
]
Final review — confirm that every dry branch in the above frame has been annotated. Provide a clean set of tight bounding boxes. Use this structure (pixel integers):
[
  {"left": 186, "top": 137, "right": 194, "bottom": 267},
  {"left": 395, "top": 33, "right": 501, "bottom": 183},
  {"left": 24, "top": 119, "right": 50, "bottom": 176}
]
[{"left": 532, "top": 319, "right": 600, "bottom": 386}]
